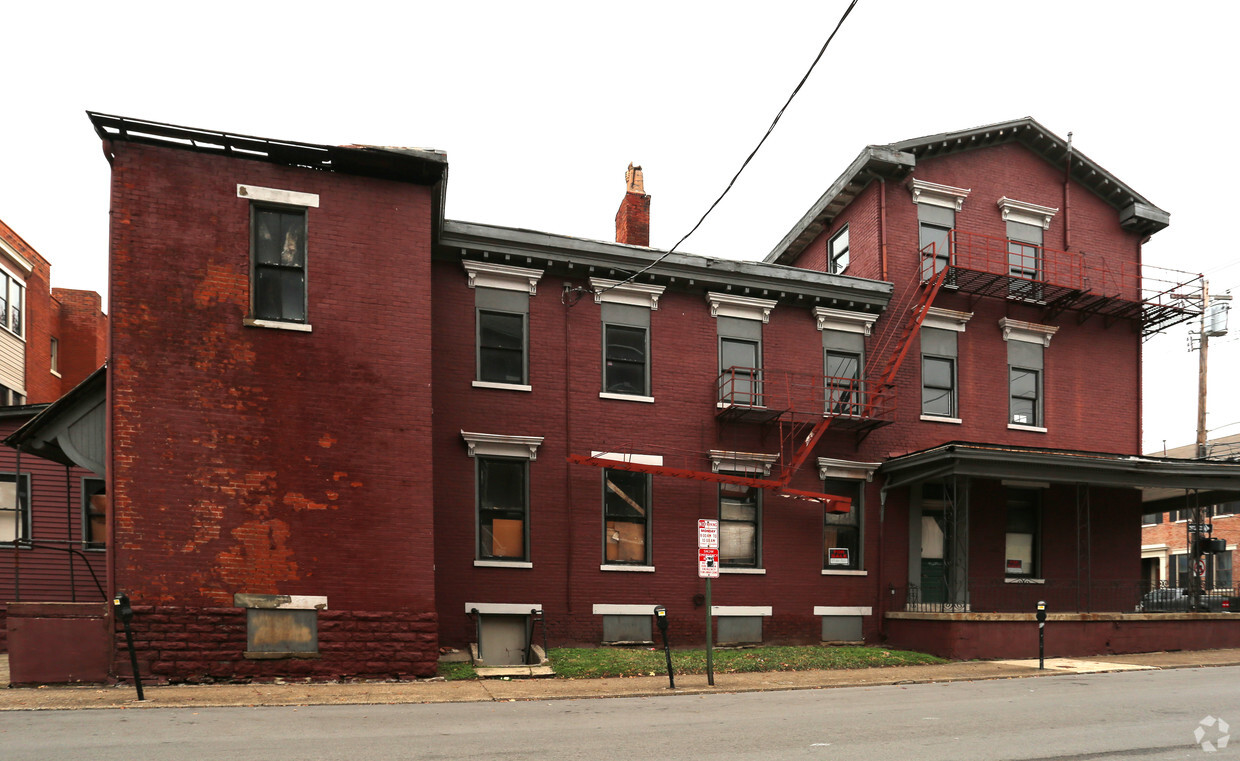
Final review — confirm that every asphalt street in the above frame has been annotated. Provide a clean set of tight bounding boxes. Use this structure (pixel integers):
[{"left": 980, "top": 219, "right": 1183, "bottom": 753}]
[{"left": 1, "top": 665, "right": 1236, "bottom": 760}]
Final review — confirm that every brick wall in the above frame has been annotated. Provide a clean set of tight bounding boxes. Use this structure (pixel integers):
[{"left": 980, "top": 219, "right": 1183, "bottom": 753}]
[
  {"left": 52, "top": 288, "right": 107, "bottom": 392},
  {"left": 106, "top": 141, "right": 439, "bottom": 679},
  {"left": 113, "top": 605, "right": 437, "bottom": 683}
]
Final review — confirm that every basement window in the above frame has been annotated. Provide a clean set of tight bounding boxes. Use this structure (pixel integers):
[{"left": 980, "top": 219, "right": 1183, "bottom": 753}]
[{"left": 235, "top": 593, "right": 326, "bottom": 659}]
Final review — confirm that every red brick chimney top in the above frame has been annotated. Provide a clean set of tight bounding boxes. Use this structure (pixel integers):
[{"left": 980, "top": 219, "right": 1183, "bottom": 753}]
[{"left": 615, "top": 163, "right": 650, "bottom": 247}]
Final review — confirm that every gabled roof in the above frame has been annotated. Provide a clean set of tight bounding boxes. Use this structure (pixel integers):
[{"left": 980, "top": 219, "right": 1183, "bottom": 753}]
[{"left": 766, "top": 117, "right": 1170, "bottom": 266}]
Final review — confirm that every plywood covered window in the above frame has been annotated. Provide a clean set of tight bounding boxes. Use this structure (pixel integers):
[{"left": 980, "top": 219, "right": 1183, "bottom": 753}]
[
  {"left": 603, "top": 469, "right": 650, "bottom": 564},
  {"left": 478, "top": 457, "right": 528, "bottom": 561}
]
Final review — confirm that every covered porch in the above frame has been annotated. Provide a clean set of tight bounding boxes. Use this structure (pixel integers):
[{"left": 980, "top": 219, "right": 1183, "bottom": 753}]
[{"left": 877, "top": 442, "right": 1240, "bottom": 659}]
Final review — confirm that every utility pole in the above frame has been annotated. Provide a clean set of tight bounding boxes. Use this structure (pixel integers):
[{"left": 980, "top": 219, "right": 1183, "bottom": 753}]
[{"left": 1197, "top": 280, "right": 1210, "bottom": 459}]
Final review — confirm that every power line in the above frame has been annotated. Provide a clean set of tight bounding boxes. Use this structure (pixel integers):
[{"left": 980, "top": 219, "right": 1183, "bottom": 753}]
[{"left": 599, "top": 0, "right": 861, "bottom": 296}]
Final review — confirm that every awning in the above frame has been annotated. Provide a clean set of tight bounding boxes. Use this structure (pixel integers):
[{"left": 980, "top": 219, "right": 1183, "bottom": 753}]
[
  {"left": 4, "top": 365, "right": 106, "bottom": 476},
  {"left": 879, "top": 441, "right": 1240, "bottom": 512}
]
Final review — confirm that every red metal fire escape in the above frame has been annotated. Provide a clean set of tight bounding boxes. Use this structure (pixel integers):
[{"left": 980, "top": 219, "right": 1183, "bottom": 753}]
[{"left": 567, "top": 264, "right": 951, "bottom": 511}]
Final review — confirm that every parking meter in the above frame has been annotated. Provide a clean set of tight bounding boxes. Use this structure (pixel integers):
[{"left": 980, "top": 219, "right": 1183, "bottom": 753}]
[
  {"left": 654, "top": 605, "right": 674, "bottom": 689},
  {"left": 1035, "top": 601, "right": 1046, "bottom": 670},
  {"left": 115, "top": 594, "right": 134, "bottom": 624},
  {"left": 114, "top": 594, "right": 144, "bottom": 700}
]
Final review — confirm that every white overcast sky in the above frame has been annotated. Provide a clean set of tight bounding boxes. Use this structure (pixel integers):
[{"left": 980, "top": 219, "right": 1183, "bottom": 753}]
[{"left": 2, "top": 0, "right": 1236, "bottom": 454}]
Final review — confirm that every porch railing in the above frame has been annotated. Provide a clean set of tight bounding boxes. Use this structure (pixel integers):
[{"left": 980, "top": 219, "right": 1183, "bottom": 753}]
[{"left": 898, "top": 579, "right": 1240, "bottom": 614}]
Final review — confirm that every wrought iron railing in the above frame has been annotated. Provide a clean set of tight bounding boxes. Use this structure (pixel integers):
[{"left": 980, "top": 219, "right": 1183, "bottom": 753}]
[{"left": 899, "top": 579, "right": 1239, "bottom": 614}]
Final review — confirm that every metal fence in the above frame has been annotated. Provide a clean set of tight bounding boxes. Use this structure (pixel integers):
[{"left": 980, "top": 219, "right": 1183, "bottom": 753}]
[{"left": 899, "top": 579, "right": 1240, "bottom": 614}]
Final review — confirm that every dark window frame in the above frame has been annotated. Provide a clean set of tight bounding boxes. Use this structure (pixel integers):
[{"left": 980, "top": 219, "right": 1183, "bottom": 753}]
[
  {"left": 1010, "top": 365, "right": 1041, "bottom": 426},
  {"left": 718, "top": 481, "right": 761, "bottom": 568},
  {"left": 602, "top": 323, "right": 649, "bottom": 396},
  {"left": 825, "top": 349, "right": 862, "bottom": 415},
  {"left": 1004, "top": 489, "right": 1041, "bottom": 578},
  {"left": 0, "top": 473, "right": 32, "bottom": 546},
  {"left": 0, "top": 268, "right": 25, "bottom": 337},
  {"left": 82, "top": 477, "right": 106, "bottom": 550},
  {"left": 719, "top": 335, "right": 762, "bottom": 407},
  {"left": 249, "top": 203, "right": 309, "bottom": 324},
  {"left": 828, "top": 226, "right": 850, "bottom": 274},
  {"left": 602, "top": 468, "right": 651, "bottom": 565},
  {"left": 477, "top": 308, "right": 529, "bottom": 385},
  {"left": 476, "top": 456, "right": 530, "bottom": 562},
  {"left": 823, "top": 479, "right": 862, "bottom": 571},
  {"left": 921, "top": 355, "right": 957, "bottom": 418}
]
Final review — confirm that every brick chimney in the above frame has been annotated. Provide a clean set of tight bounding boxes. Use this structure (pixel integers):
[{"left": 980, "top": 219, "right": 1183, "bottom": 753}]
[{"left": 615, "top": 163, "right": 650, "bottom": 247}]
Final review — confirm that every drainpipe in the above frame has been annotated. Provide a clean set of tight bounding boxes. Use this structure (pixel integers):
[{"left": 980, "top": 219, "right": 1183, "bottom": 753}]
[
  {"left": 879, "top": 179, "right": 889, "bottom": 281},
  {"left": 563, "top": 285, "right": 576, "bottom": 619},
  {"left": 1063, "top": 132, "right": 1072, "bottom": 251}
]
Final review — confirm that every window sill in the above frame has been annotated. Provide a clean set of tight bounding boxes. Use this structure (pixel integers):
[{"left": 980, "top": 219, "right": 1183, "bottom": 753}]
[
  {"left": 473, "top": 381, "right": 532, "bottom": 392},
  {"left": 244, "top": 651, "right": 322, "bottom": 660},
  {"left": 920, "top": 415, "right": 962, "bottom": 424},
  {"left": 474, "top": 560, "right": 533, "bottom": 569},
  {"left": 1008, "top": 423, "right": 1047, "bottom": 433},
  {"left": 822, "top": 569, "right": 867, "bottom": 576},
  {"left": 244, "top": 318, "right": 313, "bottom": 333},
  {"left": 600, "top": 564, "right": 655, "bottom": 572},
  {"left": 720, "top": 567, "right": 766, "bottom": 575},
  {"left": 1004, "top": 576, "right": 1045, "bottom": 584},
  {"left": 599, "top": 392, "right": 655, "bottom": 404}
]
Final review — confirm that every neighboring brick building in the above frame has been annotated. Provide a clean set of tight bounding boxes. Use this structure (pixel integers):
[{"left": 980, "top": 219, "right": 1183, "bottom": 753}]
[
  {"left": 46, "top": 113, "right": 1240, "bottom": 684},
  {"left": 0, "top": 218, "right": 108, "bottom": 650},
  {"left": 1141, "top": 433, "right": 1240, "bottom": 594}
]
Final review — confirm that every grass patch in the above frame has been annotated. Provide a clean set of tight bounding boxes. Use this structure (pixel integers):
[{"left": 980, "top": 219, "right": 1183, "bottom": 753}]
[
  {"left": 547, "top": 645, "right": 943, "bottom": 679},
  {"left": 437, "top": 660, "right": 478, "bottom": 681}
]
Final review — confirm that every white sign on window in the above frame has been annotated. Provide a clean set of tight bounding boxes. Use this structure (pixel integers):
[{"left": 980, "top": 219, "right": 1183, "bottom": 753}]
[{"left": 827, "top": 547, "right": 850, "bottom": 566}]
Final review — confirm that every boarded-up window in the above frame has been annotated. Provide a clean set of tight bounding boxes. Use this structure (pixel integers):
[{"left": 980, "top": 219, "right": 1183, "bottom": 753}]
[
  {"left": 82, "top": 478, "right": 106, "bottom": 549},
  {"left": 720, "top": 483, "right": 760, "bottom": 567},
  {"left": 479, "top": 458, "right": 528, "bottom": 560},
  {"left": 604, "top": 469, "right": 649, "bottom": 564}
]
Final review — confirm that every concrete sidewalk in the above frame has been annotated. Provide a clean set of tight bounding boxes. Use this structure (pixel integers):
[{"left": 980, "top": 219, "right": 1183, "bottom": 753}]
[{"left": 2, "top": 649, "right": 1239, "bottom": 711}]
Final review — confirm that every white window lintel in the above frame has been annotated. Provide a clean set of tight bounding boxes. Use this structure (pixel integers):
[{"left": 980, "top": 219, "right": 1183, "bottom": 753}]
[
  {"left": 816, "top": 457, "right": 881, "bottom": 482},
  {"left": 590, "top": 451, "right": 664, "bottom": 466},
  {"left": 462, "top": 431, "right": 544, "bottom": 460},
  {"left": 999, "top": 317, "right": 1058, "bottom": 346},
  {"left": 592, "top": 604, "right": 659, "bottom": 615},
  {"left": 463, "top": 261, "right": 544, "bottom": 295},
  {"left": 706, "top": 292, "right": 777, "bottom": 323},
  {"left": 997, "top": 196, "right": 1058, "bottom": 229},
  {"left": 710, "top": 605, "right": 773, "bottom": 616},
  {"left": 814, "top": 307, "right": 879, "bottom": 336},
  {"left": 813, "top": 606, "right": 873, "bottom": 616},
  {"left": 465, "top": 602, "right": 542, "bottom": 614},
  {"left": 709, "top": 450, "right": 779, "bottom": 476},
  {"left": 911, "top": 179, "right": 971, "bottom": 211},
  {"left": 237, "top": 184, "right": 320, "bottom": 208},
  {"left": 923, "top": 307, "right": 974, "bottom": 332},
  {"left": 589, "top": 277, "right": 665, "bottom": 310}
]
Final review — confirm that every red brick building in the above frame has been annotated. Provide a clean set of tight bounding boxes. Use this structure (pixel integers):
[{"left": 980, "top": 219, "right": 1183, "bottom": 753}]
[
  {"left": 0, "top": 218, "right": 108, "bottom": 651},
  {"left": 32, "top": 113, "right": 1239, "bottom": 684}
]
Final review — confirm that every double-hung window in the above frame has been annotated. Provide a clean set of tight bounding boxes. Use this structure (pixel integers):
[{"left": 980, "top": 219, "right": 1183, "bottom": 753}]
[
  {"left": 823, "top": 327, "right": 864, "bottom": 416},
  {"left": 1004, "top": 489, "right": 1041, "bottom": 577},
  {"left": 0, "top": 473, "right": 31, "bottom": 545},
  {"left": 466, "top": 262, "right": 544, "bottom": 390},
  {"left": 240, "top": 184, "right": 318, "bottom": 329},
  {"left": 1010, "top": 364, "right": 1040, "bottom": 427},
  {"left": 719, "top": 482, "right": 760, "bottom": 568},
  {"left": 920, "top": 327, "right": 957, "bottom": 419},
  {"left": 1006, "top": 220, "right": 1043, "bottom": 300},
  {"left": 918, "top": 204, "right": 954, "bottom": 281},
  {"left": 603, "top": 469, "right": 651, "bottom": 565},
  {"left": 477, "top": 457, "right": 528, "bottom": 561},
  {"left": 1001, "top": 319, "right": 1055, "bottom": 430},
  {"left": 708, "top": 294, "right": 775, "bottom": 410},
  {"left": 827, "top": 226, "right": 850, "bottom": 274},
  {"left": 463, "top": 431, "right": 543, "bottom": 566},
  {"left": 82, "top": 478, "right": 107, "bottom": 549},
  {"left": 0, "top": 267, "right": 25, "bottom": 337},
  {"left": 601, "top": 303, "right": 650, "bottom": 397},
  {"left": 822, "top": 478, "right": 862, "bottom": 570}
]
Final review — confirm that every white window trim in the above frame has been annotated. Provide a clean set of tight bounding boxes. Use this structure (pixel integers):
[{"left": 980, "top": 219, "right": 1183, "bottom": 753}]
[
  {"left": 999, "top": 317, "right": 1058, "bottom": 346},
  {"left": 710, "top": 605, "right": 772, "bottom": 616},
  {"left": 821, "top": 569, "right": 869, "bottom": 577},
  {"left": 1008, "top": 423, "right": 1048, "bottom": 433},
  {"left": 237, "top": 184, "right": 320, "bottom": 208},
  {"left": 473, "top": 560, "right": 534, "bottom": 569},
  {"left": 813, "top": 307, "right": 879, "bottom": 336},
  {"left": 923, "top": 307, "right": 973, "bottom": 332},
  {"left": 589, "top": 277, "right": 665, "bottom": 310},
  {"left": 1003, "top": 577, "right": 1046, "bottom": 584},
  {"left": 0, "top": 239, "right": 34, "bottom": 276},
  {"left": 591, "top": 451, "right": 663, "bottom": 466},
  {"left": 911, "top": 179, "right": 971, "bottom": 210},
  {"left": 592, "top": 604, "right": 658, "bottom": 615},
  {"left": 599, "top": 564, "right": 656, "bottom": 573},
  {"left": 813, "top": 606, "right": 872, "bottom": 616},
  {"left": 599, "top": 392, "right": 655, "bottom": 404},
  {"left": 465, "top": 602, "right": 542, "bottom": 615},
  {"left": 244, "top": 317, "right": 313, "bottom": 333},
  {"left": 473, "top": 380, "right": 533, "bottom": 392},
  {"left": 709, "top": 450, "right": 778, "bottom": 476},
  {"left": 464, "top": 261, "right": 543, "bottom": 295},
  {"left": 720, "top": 567, "right": 767, "bottom": 575},
  {"left": 998, "top": 197, "right": 1058, "bottom": 229},
  {"left": 921, "top": 414, "right": 963, "bottom": 424},
  {"left": 462, "top": 431, "right": 544, "bottom": 460},
  {"left": 706, "top": 292, "right": 777, "bottom": 323},
  {"left": 816, "top": 457, "right": 881, "bottom": 482}
]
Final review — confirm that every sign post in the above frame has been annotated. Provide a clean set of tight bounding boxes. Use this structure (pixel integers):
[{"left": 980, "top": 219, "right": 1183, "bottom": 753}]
[
  {"left": 698, "top": 519, "right": 719, "bottom": 686},
  {"left": 1036, "top": 600, "right": 1047, "bottom": 670}
]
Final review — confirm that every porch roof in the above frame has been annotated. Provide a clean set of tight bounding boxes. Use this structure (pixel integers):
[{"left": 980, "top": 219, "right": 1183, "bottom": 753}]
[
  {"left": 3, "top": 365, "right": 106, "bottom": 476},
  {"left": 879, "top": 441, "right": 1240, "bottom": 512}
]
